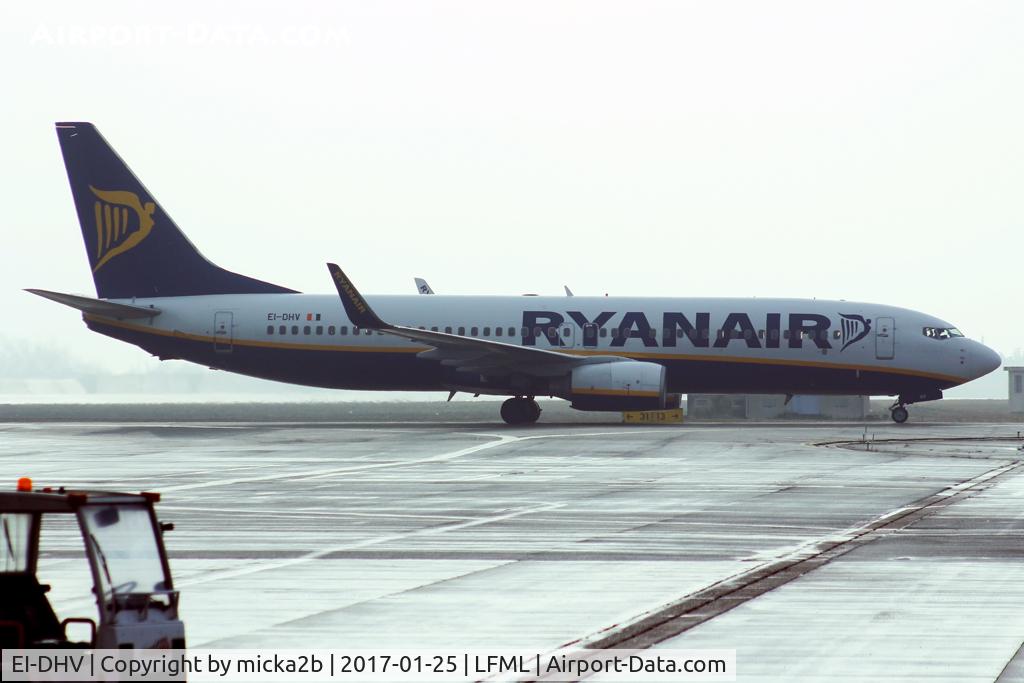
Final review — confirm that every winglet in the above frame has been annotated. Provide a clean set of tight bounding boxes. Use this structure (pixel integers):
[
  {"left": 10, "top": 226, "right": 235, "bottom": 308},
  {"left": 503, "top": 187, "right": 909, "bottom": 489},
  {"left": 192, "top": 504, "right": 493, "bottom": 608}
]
[{"left": 327, "top": 263, "right": 389, "bottom": 329}]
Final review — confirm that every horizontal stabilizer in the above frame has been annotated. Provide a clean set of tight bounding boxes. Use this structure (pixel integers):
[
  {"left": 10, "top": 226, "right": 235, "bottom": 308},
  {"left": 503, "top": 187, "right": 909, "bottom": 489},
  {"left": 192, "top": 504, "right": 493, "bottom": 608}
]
[{"left": 25, "top": 288, "right": 161, "bottom": 319}]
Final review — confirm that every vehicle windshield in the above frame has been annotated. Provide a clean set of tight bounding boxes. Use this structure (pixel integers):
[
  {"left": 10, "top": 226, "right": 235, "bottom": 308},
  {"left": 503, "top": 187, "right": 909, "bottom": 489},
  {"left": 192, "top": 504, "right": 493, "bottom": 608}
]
[
  {"left": 0, "top": 513, "right": 31, "bottom": 572},
  {"left": 80, "top": 504, "right": 167, "bottom": 601},
  {"left": 923, "top": 327, "right": 964, "bottom": 340}
]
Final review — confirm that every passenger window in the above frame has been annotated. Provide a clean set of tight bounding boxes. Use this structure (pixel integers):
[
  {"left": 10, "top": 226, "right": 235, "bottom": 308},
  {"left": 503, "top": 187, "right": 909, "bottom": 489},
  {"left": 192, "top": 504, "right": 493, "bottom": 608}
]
[
  {"left": 508, "top": 327, "right": 516, "bottom": 337},
  {"left": 316, "top": 326, "right": 323, "bottom": 335},
  {"left": 458, "top": 326, "right": 466, "bottom": 336},
  {"left": 291, "top": 325, "right": 299, "bottom": 335},
  {"left": 563, "top": 327, "right": 571, "bottom": 337},
  {"left": 676, "top": 328, "right": 684, "bottom": 338},
  {"left": 649, "top": 328, "right": 656, "bottom": 339},
  {"left": 303, "top": 325, "right": 311, "bottom": 335},
  {"left": 483, "top": 327, "right": 490, "bottom": 336},
  {"left": 445, "top": 326, "right": 452, "bottom": 334},
  {"left": 340, "top": 326, "right": 348, "bottom": 335},
  {"left": 431, "top": 326, "right": 438, "bottom": 332},
  {"left": 600, "top": 328, "right": 608, "bottom": 338},
  {"left": 328, "top": 325, "right": 335, "bottom": 335},
  {"left": 611, "top": 328, "right": 620, "bottom": 339},
  {"left": 353, "top": 326, "right": 360, "bottom": 335},
  {"left": 743, "top": 329, "right": 752, "bottom": 339},
  {"left": 546, "top": 327, "right": 555, "bottom": 338},
  {"left": 771, "top": 329, "right": 779, "bottom": 340},
  {"left": 701, "top": 329, "right": 709, "bottom": 340},
  {"left": 365, "top": 329, "right": 373, "bottom": 335},
  {"left": 783, "top": 330, "right": 791, "bottom": 339},
  {"left": 833, "top": 330, "right": 841, "bottom": 339},
  {"left": 266, "top": 325, "right": 274, "bottom": 335},
  {"left": 279, "top": 325, "right": 286, "bottom": 335},
  {"left": 471, "top": 326, "right": 478, "bottom": 336},
  {"left": 495, "top": 327, "right": 502, "bottom": 337},
  {"left": 758, "top": 329, "right": 765, "bottom": 339}
]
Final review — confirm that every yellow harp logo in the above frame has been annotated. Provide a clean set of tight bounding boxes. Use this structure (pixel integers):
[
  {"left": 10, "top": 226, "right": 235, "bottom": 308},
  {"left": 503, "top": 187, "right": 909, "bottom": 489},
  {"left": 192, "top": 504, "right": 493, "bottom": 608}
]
[{"left": 89, "top": 186, "right": 156, "bottom": 272}]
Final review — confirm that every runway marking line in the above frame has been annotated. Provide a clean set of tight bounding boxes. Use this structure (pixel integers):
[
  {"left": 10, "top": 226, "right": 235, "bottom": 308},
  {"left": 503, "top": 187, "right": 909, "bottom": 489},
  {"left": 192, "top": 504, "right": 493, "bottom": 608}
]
[
  {"left": 158, "top": 429, "right": 664, "bottom": 492},
  {"left": 175, "top": 502, "right": 565, "bottom": 588},
  {"left": 164, "top": 430, "right": 661, "bottom": 586}
]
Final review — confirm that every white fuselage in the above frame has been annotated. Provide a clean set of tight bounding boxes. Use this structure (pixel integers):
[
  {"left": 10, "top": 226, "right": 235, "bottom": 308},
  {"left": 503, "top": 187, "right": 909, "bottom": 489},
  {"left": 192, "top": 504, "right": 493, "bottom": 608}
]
[{"left": 83, "top": 293, "right": 1000, "bottom": 399}]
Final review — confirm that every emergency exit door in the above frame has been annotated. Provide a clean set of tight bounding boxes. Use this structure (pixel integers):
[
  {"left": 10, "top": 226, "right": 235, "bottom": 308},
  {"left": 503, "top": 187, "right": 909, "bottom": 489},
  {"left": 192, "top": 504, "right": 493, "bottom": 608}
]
[
  {"left": 875, "top": 316, "right": 894, "bottom": 360},
  {"left": 214, "top": 311, "right": 233, "bottom": 353}
]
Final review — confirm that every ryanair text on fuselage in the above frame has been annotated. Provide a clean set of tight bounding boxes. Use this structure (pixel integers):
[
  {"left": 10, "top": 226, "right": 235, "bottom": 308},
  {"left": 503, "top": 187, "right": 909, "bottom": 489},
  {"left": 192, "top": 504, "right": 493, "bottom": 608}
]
[{"left": 522, "top": 310, "right": 872, "bottom": 351}]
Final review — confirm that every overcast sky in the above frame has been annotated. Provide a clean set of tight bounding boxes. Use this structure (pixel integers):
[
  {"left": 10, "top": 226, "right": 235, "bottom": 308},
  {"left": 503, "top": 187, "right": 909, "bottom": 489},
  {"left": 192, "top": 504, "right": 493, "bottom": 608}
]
[{"left": 1, "top": 1, "right": 1022, "bottom": 377}]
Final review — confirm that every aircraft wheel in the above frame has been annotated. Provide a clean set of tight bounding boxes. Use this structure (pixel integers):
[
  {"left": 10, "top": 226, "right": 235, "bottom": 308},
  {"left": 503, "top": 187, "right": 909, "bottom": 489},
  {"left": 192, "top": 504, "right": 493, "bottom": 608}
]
[
  {"left": 500, "top": 397, "right": 526, "bottom": 424},
  {"left": 500, "top": 397, "right": 540, "bottom": 425},
  {"left": 891, "top": 406, "right": 909, "bottom": 424}
]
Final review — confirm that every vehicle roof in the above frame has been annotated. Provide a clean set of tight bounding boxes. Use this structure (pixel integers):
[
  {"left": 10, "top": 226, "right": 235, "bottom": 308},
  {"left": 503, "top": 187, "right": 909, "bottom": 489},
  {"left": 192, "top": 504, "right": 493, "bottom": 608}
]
[{"left": 0, "top": 489, "right": 157, "bottom": 513}]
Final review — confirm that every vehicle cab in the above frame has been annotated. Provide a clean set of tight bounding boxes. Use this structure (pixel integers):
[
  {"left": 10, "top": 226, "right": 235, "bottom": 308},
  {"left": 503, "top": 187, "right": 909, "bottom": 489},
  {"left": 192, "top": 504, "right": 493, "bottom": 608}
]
[{"left": 0, "top": 478, "right": 185, "bottom": 649}]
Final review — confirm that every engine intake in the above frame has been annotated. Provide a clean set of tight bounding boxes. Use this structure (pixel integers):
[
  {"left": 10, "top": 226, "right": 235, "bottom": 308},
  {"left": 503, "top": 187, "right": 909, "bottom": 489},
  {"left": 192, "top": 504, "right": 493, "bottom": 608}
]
[{"left": 569, "top": 361, "right": 667, "bottom": 411}]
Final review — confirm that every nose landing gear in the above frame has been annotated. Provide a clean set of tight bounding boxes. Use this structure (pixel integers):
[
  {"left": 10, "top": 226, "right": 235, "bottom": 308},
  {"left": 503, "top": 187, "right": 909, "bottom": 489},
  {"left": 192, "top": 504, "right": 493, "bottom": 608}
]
[
  {"left": 500, "top": 396, "right": 541, "bottom": 425},
  {"left": 888, "top": 390, "right": 943, "bottom": 424}
]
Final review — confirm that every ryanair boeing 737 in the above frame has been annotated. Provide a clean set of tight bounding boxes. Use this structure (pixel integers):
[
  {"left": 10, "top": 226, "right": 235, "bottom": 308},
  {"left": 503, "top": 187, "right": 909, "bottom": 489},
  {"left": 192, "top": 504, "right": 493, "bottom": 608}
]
[{"left": 30, "top": 123, "right": 1001, "bottom": 424}]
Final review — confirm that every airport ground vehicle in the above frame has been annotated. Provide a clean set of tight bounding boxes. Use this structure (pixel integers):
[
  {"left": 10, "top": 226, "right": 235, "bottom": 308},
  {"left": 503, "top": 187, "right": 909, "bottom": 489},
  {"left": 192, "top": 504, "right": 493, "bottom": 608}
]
[{"left": 0, "top": 478, "right": 185, "bottom": 649}]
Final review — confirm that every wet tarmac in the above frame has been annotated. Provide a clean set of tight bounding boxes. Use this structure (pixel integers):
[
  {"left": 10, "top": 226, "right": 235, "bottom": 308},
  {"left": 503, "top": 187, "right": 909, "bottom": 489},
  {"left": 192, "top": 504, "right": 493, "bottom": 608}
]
[{"left": 4, "top": 412, "right": 1024, "bottom": 681}]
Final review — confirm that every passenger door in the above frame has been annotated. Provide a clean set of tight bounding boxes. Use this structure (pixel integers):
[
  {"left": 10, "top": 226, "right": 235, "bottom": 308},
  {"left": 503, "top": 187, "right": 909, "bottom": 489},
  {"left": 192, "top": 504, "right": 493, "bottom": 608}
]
[
  {"left": 875, "top": 316, "right": 895, "bottom": 360},
  {"left": 214, "top": 311, "right": 233, "bottom": 353}
]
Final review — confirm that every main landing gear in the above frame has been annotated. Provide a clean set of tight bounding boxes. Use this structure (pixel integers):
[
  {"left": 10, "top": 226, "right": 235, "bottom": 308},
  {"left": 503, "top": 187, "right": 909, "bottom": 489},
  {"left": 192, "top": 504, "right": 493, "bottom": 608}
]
[
  {"left": 501, "top": 396, "right": 541, "bottom": 425},
  {"left": 889, "top": 402, "right": 909, "bottom": 424}
]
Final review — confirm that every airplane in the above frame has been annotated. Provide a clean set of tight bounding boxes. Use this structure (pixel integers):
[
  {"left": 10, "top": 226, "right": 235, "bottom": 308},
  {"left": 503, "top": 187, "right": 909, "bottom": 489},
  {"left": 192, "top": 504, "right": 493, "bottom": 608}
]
[{"left": 29, "top": 122, "right": 1001, "bottom": 425}]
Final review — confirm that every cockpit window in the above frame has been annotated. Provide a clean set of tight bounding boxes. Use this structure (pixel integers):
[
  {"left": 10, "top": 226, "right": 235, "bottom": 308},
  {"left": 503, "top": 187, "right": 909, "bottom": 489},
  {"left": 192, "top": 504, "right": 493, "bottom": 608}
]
[{"left": 923, "top": 327, "right": 964, "bottom": 340}]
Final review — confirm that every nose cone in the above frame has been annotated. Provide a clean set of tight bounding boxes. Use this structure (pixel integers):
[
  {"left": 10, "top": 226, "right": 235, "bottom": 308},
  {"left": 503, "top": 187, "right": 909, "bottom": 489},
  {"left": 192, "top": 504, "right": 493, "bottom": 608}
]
[{"left": 969, "top": 341, "right": 1002, "bottom": 379}]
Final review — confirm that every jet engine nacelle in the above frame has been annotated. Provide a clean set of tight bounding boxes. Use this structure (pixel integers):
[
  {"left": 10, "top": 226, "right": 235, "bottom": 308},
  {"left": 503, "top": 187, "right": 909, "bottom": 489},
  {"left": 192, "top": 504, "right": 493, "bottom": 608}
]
[{"left": 569, "top": 361, "right": 667, "bottom": 411}]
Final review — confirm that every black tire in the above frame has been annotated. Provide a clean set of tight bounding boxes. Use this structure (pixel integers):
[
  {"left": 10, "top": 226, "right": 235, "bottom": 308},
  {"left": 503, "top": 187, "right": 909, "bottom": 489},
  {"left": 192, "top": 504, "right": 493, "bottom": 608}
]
[
  {"left": 500, "top": 398, "right": 541, "bottom": 425},
  {"left": 501, "top": 398, "right": 526, "bottom": 425},
  {"left": 891, "top": 406, "right": 909, "bottom": 424}
]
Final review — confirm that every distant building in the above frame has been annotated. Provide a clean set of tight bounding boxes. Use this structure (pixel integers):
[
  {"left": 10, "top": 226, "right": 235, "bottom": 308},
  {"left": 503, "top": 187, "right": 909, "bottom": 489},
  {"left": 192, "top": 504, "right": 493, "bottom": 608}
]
[
  {"left": 1007, "top": 367, "right": 1024, "bottom": 415},
  {"left": 688, "top": 394, "right": 870, "bottom": 419}
]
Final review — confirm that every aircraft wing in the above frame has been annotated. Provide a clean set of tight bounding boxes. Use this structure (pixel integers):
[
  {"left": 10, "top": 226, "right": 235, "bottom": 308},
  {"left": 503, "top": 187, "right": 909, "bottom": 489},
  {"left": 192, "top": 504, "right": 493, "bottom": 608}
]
[
  {"left": 26, "top": 288, "right": 161, "bottom": 319},
  {"left": 328, "top": 264, "right": 621, "bottom": 376}
]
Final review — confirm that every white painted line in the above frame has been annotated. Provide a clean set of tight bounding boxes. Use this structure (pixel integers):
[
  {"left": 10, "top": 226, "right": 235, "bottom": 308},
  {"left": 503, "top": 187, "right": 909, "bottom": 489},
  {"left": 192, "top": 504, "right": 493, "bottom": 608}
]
[
  {"left": 176, "top": 502, "right": 565, "bottom": 588},
  {"left": 160, "top": 429, "right": 663, "bottom": 492}
]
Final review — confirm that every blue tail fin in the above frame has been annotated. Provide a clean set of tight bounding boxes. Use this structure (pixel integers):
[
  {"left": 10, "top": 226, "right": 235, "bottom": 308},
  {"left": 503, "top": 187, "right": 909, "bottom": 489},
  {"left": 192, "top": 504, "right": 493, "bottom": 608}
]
[{"left": 55, "top": 122, "right": 296, "bottom": 299}]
